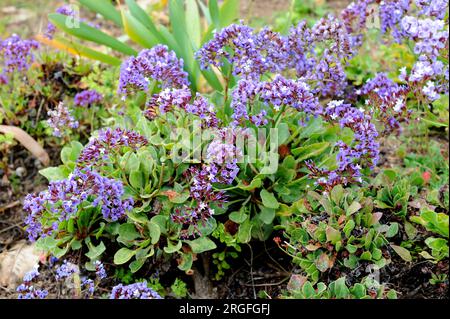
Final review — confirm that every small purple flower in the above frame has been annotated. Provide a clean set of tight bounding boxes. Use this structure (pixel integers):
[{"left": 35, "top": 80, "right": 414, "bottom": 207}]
[
  {"left": 55, "top": 260, "right": 79, "bottom": 280},
  {"left": 118, "top": 45, "right": 189, "bottom": 96},
  {"left": 379, "top": 0, "right": 411, "bottom": 43},
  {"left": 78, "top": 127, "right": 148, "bottom": 167},
  {"left": 17, "top": 266, "right": 48, "bottom": 299},
  {"left": 110, "top": 282, "right": 162, "bottom": 299},
  {"left": 0, "top": 34, "right": 39, "bottom": 74},
  {"left": 47, "top": 102, "right": 79, "bottom": 137},
  {"left": 94, "top": 261, "right": 107, "bottom": 280},
  {"left": 82, "top": 278, "right": 95, "bottom": 297},
  {"left": 74, "top": 89, "right": 103, "bottom": 107},
  {"left": 24, "top": 168, "right": 134, "bottom": 241}
]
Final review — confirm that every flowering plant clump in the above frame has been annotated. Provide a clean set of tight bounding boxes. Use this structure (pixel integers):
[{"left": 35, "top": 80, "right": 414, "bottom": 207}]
[
  {"left": 7, "top": 0, "right": 448, "bottom": 300},
  {"left": 0, "top": 34, "right": 39, "bottom": 83}
]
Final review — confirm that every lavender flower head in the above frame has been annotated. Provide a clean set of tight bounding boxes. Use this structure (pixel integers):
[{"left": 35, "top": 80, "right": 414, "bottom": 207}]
[
  {"left": 47, "top": 102, "right": 79, "bottom": 137},
  {"left": 0, "top": 34, "right": 39, "bottom": 74},
  {"left": 118, "top": 45, "right": 189, "bottom": 96},
  {"left": 24, "top": 168, "right": 134, "bottom": 241},
  {"left": 74, "top": 89, "right": 103, "bottom": 107},
  {"left": 415, "top": 0, "right": 449, "bottom": 19},
  {"left": 379, "top": 0, "right": 411, "bottom": 43},
  {"left": 196, "top": 23, "right": 290, "bottom": 79},
  {"left": 55, "top": 260, "right": 79, "bottom": 280},
  {"left": 78, "top": 127, "right": 148, "bottom": 167},
  {"left": 401, "top": 16, "right": 448, "bottom": 60},
  {"left": 94, "top": 261, "right": 107, "bottom": 280},
  {"left": 17, "top": 265, "right": 48, "bottom": 299},
  {"left": 110, "top": 282, "right": 162, "bottom": 299}
]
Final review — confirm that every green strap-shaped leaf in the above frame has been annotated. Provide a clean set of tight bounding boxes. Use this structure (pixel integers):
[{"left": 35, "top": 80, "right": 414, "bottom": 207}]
[
  {"left": 169, "top": 0, "right": 197, "bottom": 88},
  {"left": 219, "top": 0, "right": 239, "bottom": 27},
  {"left": 200, "top": 65, "right": 223, "bottom": 91},
  {"left": 121, "top": 10, "right": 159, "bottom": 48},
  {"left": 292, "top": 142, "right": 330, "bottom": 162},
  {"left": 53, "top": 36, "right": 122, "bottom": 65},
  {"left": 125, "top": 0, "right": 166, "bottom": 44},
  {"left": 78, "top": 0, "right": 123, "bottom": 27},
  {"left": 208, "top": 0, "right": 220, "bottom": 27},
  {"left": 185, "top": 0, "right": 201, "bottom": 48},
  {"left": 49, "top": 13, "right": 136, "bottom": 55}
]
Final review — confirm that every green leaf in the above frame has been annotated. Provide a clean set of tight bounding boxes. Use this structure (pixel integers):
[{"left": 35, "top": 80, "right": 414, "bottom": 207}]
[
  {"left": 48, "top": 13, "right": 136, "bottom": 55},
  {"left": 50, "top": 36, "right": 122, "bottom": 65},
  {"left": 390, "top": 244, "right": 412, "bottom": 262},
  {"left": 333, "top": 277, "right": 350, "bottom": 299},
  {"left": 78, "top": 0, "right": 123, "bottom": 26},
  {"left": 148, "top": 221, "right": 161, "bottom": 245},
  {"left": 185, "top": 0, "right": 201, "bottom": 48},
  {"left": 208, "top": 0, "right": 220, "bottom": 27},
  {"left": 229, "top": 209, "right": 248, "bottom": 224},
  {"left": 386, "top": 223, "right": 399, "bottom": 238},
  {"left": 129, "top": 170, "right": 145, "bottom": 189},
  {"left": 178, "top": 252, "right": 193, "bottom": 271},
  {"left": 292, "top": 142, "right": 330, "bottom": 162},
  {"left": 258, "top": 206, "right": 276, "bottom": 224},
  {"left": 326, "top": 226, "right": 341, "bottom": 244},
  {"left": 39, "top": 167, "right": 65, "bottom": 181},
  {"left": 237, "top": 219, "right": 253, "bottom": 243},
  {"left": 347, "top": 201, "right": 362, "bottom": 216},
  {"left": 125, "top": 0, "right": 162, "bottom": 41},
  {"left": 114, "top": 247, "right": 136, "bottom": 264},
  {"left": 186, "top": 237, "right": 217, "bottom": 253},
  {"left": 129, "top": 259, "right": 145, "bottom": 273},
  {"left": 218, "top": 0, "right": 239, "bottom": 28},
  {"left": 61, "top": 141, "right": 83, "bottom": 164},
  {"left": 277, "top": 123, "right": 290, "bottom": 145},
  {"left": 121, "top": 10, "right": 159, "bottom": 48},
  {"left": 237, "top": 177, "right": 262, "bottom": 191},
  {"left": 118, "top": 223, "right": 141, "bottom": 242},
  {"left": 260, "top": 189, "right": 280, "bottom": 209},
  {"left": 164, "top": 240, "right": 182, "bottom": 253},
  {"left": 168, "top": 0, "right": 195, "bottom": 83},
  {"left": 85, "top": 241, "right": 106, "bottom": 260}
]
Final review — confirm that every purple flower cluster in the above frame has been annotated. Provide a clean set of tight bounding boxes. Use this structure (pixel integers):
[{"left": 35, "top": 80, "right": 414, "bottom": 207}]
[
  {"left": 341, "top": 0, "right": 374, "bottom": 48},
  {"left": 172, "top": 128, "right": 247, "bottom": 237},
  {"left": 118, "top": 45, "right": 189, "bottom": 96},
  {"left": 24, "top": 168, "right": 133, "bottom": 241},
  {"left": 415, "top": 0, "right": 449, "bottom": 19},
  {"left": 110, "top": 282, "right": 162, "bottom": 299},
  {"left": 74, "top": 89, "right": 103, "bottom": 107},
  {"left": 360, "top": 73, "right": 411, "bottom": 132},
  {"left": 144, "top": 88, "right": 219, "bottom": 128},
  {"left": 286, "top": 21, "right": 315, "bottom": 76},
  {"left": 94, "top": 261, "right": 107, "bottom": 280},
  {"left": 379, "top": 0, "right": 411, "bottom": 43},
  {"left": 206, "top": 129, "right": 243, "bottom": 184},
  {"left": 185, "top": 94, "right": 219, "bottom": 128},
  {"left": 144, "top": 87, "right": 192, "bottom": 118},
  {"left": 311, "top": 15, "right": 353, "bottom": 59},
  {"left": 55, "top": 260, "right": 79, "bottom": 280},
  {"left": 312, "top": 52, "right": 348, "bottom": 97},
  {"left": 401, "top": 16, "right": 448, "bottom": 60},
  {"left": 47, "top": 102, "right": 79, "bottom": 137},
  {"left": 197, "top": 23, "right": 290, "bottom": 79},
  {"left": 172, "top": 165, "right": 226, "bottom": 238},
  {"left": 78, "top": 127, "right": 148, "bottom": 167},
  {"left": 0, "top": 34, "right": 39, "bottom": 80},
  {"left": 307, "top": 100, "right": 379, "bottom": 189},
  {"left": 230, "top": 75, "right": 321, "bottom": 126},
  {"left": 17, "top": 266, "right": 48, "bottom": 299}
]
